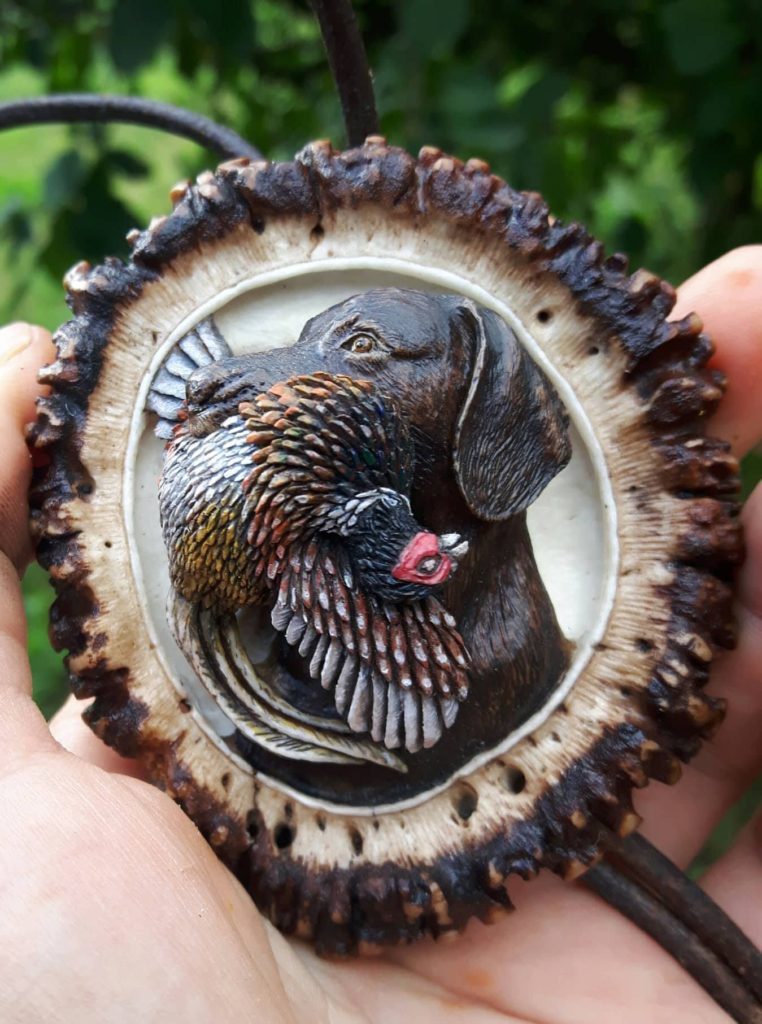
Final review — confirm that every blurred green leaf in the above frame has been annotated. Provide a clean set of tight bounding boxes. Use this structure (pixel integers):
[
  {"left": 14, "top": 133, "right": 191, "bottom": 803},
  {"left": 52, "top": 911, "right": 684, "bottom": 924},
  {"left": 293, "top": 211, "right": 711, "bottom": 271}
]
[
  {"left": 497, "top": 63, "right": 544, "bottom": 107},
  {"left": 397, "top": 0, "right": 469, "bottom": 54},
  {"left": 742, "top": 448, "right": 762, "bottom": 500},
  {"left": 660, "top": 0, "right": 741, "bottom": 76},
  {"left": 23, "top": 564, "right": 67, "bottom": 720},
  {"left": 106, "top": 149, "right": 149, "bottom": 178},
  {"left": 40, "top": 160, "right": 135, "bottom": 276},
  {"left": 690, "top": 775, "right": 762, "bottom": 878},
  {"left": 109, "top": 0, "right": 171, "bottom": 74},
  {"left": 43, "top": 149, "right": 86, "bottom": 211},
  {"left": 189, "top": 0, "right": 255, "bottom": 62},
  {"left": 753, "top": 154, "right": 762, "bottom": 212},
  {"left": 0, "top": 196, "right": 32, "bottom": 246}
]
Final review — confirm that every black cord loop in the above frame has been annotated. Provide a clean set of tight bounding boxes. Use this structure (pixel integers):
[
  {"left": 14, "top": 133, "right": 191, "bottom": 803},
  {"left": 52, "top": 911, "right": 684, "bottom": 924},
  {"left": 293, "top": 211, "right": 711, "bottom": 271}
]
[
  {"left": 0, "top": 94, "right": 262, "bottom": 160},
  {"left": 585, "top": 834, "right": 762, "bottom": 1024},
  {"left": 310, "top": 0, "right": 380, "bottom": 145}
]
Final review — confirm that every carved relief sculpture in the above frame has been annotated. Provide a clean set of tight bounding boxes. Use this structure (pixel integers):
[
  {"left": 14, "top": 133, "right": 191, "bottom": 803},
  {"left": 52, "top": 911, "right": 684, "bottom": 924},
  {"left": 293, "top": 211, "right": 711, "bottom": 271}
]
[
  {"left": 28, "top": 140, "right": 744, "bottom": 957},
  {"left": 150, "top": 289, "right": 571, "bottom": 791}
]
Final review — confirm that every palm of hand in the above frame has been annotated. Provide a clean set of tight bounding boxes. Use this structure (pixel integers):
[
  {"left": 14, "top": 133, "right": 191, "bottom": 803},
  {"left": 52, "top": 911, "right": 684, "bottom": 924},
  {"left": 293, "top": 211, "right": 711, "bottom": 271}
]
[{"left": 2, "top": 248, "right": 761, "bottom": 1024}]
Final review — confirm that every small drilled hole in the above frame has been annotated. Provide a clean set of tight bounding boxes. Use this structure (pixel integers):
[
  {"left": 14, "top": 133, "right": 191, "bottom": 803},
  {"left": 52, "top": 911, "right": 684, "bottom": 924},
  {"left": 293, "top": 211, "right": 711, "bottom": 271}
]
[
  {"left": 221, "top": 772, "right": 231, "bottom": 790},
  {"left": 588, "top": 345, "right": 600, "bottom": 355},
  {"left": 275, "top": 823, "right": 295, "bottom": 849},
  {"left": 310, "top": 223, "right": 325, "bottom": 241},
  {"left": 316, "top": 814, "right": 326, "bottom": 832},
  {"left": 104, "top": 540, "right": 112, "bottom": 549},
  {"left": 349, "top": 828, "right": 363, "bottom": 855},
  {"left": 502, "top": 765, "right": 526, "bottom": 794},
  {"left": 536, "top": 309, "right": 553, "bottom": 324},
  {"left": 453, "top": 783, "right": 478, "bottom": 821}
]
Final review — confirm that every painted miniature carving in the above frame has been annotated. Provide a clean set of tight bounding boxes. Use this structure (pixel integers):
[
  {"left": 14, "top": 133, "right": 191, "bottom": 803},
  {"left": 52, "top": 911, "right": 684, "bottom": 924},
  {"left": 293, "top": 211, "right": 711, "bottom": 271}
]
[
  {"left": 148, "top": 288, "right": 572, "bottom": 787},
  {"left": 30, "top": 140, "right": 742, "bottom": 953},
  {"left": 158, "top": 367, "right": 469, "bottom": 761}
]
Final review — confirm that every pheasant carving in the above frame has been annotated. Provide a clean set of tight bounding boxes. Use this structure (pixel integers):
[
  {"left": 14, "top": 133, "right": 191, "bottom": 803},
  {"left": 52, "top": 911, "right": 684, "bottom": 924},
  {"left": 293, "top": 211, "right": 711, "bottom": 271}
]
[{"left": 151, "top": 322, "right": 470, "bottom": 765}]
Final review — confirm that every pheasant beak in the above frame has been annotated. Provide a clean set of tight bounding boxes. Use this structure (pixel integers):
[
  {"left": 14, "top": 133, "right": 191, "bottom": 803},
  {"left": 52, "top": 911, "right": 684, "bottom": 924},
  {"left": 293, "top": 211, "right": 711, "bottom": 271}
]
[
  {"left": 439, "top": 532, "right": 469, "bottom": 563},
  {"left": 391, "top": 531, "right": 453, "bottom": 586}
]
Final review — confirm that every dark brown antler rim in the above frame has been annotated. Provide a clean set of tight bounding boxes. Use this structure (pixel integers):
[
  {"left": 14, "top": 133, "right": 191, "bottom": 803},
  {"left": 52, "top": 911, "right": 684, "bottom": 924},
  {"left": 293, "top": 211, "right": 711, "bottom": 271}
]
[
  {"left": 0, "top": 95, "right": 262, "bottom": 160},
  {"left": 585, "top": 834, "right": 762, "bottom": 1024}
]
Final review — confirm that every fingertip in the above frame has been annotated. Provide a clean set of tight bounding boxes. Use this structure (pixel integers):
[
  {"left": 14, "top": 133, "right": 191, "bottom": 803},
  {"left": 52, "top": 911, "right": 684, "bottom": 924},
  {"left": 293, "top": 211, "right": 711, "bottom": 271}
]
[
  {"left": 0, "top": 322, "right": 34, "bottom": 361},
  {"left": 738, "top": 481, "right": 762, "bottom": 617},
  {"left": 0, "top": 322, "right": 55, "bottom": 424},
  {"left": 50, "top": 695, "right": 146, "bottom": 778},
  {"left": 673, "top": 246, "right": 762, "bottom": 455},
  {"left": 0, "top": 321, "right": 54, "bottom": 358},
  {"left": 673, "top": 245, "right": 762, "bottom": 321},
  {"left": 0, "top": 553, "right": 58, "bottom": 767},
  {"left": 0, "top": 322, "right": 57, "bottom": 570},
  {"left": 27, "top": 323, "right": 56, "bottom": 366},
  {"left": 698, "top": 809, "right": 762, "bottom": 948}
]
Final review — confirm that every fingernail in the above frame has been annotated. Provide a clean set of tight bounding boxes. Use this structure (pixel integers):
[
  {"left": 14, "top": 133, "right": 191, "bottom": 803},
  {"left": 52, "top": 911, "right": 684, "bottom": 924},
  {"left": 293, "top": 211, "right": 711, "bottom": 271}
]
[{"left": 0, "top": 323, "right": 34, "bottom": 366}]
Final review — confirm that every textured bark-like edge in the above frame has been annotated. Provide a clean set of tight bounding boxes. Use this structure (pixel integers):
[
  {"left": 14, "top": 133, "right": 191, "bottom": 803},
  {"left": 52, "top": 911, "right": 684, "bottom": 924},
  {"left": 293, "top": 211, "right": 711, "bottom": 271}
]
[{"left": 28, "top": 137, "right": 742, "bottom": 955}]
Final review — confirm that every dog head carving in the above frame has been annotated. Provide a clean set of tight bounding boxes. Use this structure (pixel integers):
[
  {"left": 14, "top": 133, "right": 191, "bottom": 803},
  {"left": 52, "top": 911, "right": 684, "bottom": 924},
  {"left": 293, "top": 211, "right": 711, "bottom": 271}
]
[{"left": 187, "top": 287, "right": 572, "bottom": 523}]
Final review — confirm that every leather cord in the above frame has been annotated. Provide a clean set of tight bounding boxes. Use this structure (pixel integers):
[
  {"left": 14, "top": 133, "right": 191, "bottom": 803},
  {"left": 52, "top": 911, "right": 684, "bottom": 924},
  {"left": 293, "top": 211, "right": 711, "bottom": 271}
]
[
  {"left": 309, "top": 0, "right": 380, "bottom": 146},
  {"left": 585, "top": 834, "right": 762, "bottom": 1023},
  {"left": 0, "top": 94, "right": 261, "bottom": 161}
]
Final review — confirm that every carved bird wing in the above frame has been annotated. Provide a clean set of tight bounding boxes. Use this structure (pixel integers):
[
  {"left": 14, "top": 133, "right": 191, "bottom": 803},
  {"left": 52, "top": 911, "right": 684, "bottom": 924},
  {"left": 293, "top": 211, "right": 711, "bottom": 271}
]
[
  {"left": 146, "top": 318, "right": 231, "bottom": 439},
  {"left": 270, "top": 538, "right": 468, "bottom": 753}
]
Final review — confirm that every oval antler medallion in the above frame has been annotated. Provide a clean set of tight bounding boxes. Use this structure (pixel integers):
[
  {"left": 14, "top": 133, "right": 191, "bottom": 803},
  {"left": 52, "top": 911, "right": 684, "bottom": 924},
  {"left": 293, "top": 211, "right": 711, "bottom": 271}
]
[{"left": 30, "top": 138, "right": 741, "bottom": 955}]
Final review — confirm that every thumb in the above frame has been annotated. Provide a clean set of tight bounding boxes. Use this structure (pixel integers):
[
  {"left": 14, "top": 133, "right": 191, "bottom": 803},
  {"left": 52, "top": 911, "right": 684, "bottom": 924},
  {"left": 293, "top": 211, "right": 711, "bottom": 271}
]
[
  {"left": 0, "top": 323, "right": 58, "bottom": 767},
  {"left": 0, "top": 323, "right": 56, "bottom": 571}
]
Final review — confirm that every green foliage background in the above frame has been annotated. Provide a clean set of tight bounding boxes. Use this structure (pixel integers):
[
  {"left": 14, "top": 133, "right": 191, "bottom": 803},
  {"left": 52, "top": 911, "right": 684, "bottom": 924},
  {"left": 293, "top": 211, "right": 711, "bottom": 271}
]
[{"left": 1, "top": 0, "right": 760, "bottom": 869}]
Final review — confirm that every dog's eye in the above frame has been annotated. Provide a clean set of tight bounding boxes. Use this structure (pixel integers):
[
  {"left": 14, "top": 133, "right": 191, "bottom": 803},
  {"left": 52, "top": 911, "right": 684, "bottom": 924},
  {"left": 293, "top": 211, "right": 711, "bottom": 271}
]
[{"left": 343, "top": 333, "right": 377, "bottom": 354}]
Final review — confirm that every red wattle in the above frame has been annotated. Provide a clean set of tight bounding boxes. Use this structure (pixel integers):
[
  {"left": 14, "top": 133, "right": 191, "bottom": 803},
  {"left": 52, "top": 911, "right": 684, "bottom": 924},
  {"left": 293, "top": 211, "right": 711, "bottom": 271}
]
[{"left": 391, "top": 532, "right": 452, "bottom": 585}]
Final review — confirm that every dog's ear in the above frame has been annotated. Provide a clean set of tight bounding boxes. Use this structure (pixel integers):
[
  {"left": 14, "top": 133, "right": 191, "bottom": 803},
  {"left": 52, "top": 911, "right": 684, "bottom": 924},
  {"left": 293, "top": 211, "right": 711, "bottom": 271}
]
[{"left": 453, "top": 301, "right": 572, "bottom": 521}]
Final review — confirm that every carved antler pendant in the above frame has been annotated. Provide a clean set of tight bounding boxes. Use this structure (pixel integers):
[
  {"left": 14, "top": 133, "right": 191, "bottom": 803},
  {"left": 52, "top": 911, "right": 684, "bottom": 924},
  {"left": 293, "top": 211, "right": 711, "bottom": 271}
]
[{"left": 30, "top": 138, "right": 741, "bottom": 955}]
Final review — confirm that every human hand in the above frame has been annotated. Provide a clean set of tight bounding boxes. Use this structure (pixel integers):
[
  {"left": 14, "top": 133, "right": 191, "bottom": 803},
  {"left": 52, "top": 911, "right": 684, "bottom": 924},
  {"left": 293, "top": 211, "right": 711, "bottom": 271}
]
[{"left": 2, "top": 247, "right": 761, "bottom": 1023}]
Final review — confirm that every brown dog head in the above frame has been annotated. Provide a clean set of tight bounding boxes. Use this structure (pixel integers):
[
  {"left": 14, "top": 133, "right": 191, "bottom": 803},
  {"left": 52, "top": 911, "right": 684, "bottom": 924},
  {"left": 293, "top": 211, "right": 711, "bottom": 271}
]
[{"left": 187, "top": 287, "right": 572, "bottom": 523}]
